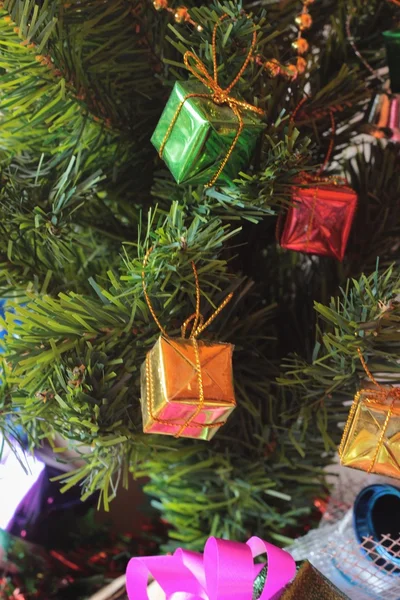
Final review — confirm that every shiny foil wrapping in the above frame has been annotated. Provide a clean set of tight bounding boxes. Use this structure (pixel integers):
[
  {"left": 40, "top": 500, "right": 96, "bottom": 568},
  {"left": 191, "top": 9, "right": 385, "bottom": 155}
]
[
  {"left": 339, "top": 389, "right": 400, "bottom": 478},
  {"left": 151, "top": 81, "right": 263, "bottom": 185},
  {"left": 281, "top": 561, "right": 349, "bottom": 599},
  {"left": 140, "top": 336, "right": 236, "bottom": 440},
  {"left": 280, "top": 184, "right": 357, "bottom": 261}
]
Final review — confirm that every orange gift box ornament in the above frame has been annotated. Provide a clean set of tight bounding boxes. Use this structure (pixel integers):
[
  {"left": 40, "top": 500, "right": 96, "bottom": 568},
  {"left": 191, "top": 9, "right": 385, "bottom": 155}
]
[
  {"left": 140, "top": 248, "right": 236, "bottom": 440},
  {"left": 339, "top": 349, "right": 400, "bottom": 478},
  {"left": 280, "top": 108, "right": 357, "bottom": 261}
]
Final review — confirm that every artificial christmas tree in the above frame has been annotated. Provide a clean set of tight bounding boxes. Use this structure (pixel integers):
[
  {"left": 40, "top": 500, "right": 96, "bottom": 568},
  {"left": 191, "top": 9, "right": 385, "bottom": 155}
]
[{"left": 0, "top": 0, "right": 400, "bottom": 578}]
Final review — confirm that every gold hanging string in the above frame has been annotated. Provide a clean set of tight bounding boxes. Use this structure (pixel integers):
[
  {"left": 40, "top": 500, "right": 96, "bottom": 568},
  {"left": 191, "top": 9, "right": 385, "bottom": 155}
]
[
  {"left": 142, "top": 246, "right": 169, "bottom": 338},
  {"left": 181, "top": 312, "right": 204, "bottom": 339},
  {"left": 339, "top": 348, "right": 400, "bottom": 472},
  {"left": 158, "top": 13, "right": 264, "bottom": 188},
  {"left": 186, "top": 258, "right": 201, "bottom": 338},
  {"left": 357, "top": 347, "right": 380, "bottom": 388},
  {"left": 192, "top": 291, "right": 233, "bottom": 337},
  {"left": 143, "top": 246, "right": 233, "bottom": 339}
]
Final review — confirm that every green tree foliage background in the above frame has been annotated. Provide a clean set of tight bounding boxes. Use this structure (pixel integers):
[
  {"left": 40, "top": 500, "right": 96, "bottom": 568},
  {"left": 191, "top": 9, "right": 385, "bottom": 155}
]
[{"left": 0, "top": 0, "right": 399, "bottom": 549}]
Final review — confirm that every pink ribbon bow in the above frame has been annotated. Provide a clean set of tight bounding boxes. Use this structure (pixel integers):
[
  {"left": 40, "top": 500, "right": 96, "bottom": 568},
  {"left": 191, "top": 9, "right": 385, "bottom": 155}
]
[{"left": 126, "top": 536, "right": 296, "bottom": 600}]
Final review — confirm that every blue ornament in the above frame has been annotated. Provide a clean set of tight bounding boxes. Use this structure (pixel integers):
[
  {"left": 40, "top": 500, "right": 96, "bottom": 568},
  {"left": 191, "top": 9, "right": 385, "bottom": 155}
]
[{"left": 353, "top": 484, "right": 400, "bottom": 573}]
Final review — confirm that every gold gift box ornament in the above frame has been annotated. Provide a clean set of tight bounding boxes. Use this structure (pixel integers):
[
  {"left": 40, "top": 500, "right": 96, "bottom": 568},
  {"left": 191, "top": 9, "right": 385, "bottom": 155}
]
[
  {"left": 140, "top": 249, "right": 236, "bottom": 440},
  {"left": 339, "top": 349, "right": 400, "bottom": 478}
]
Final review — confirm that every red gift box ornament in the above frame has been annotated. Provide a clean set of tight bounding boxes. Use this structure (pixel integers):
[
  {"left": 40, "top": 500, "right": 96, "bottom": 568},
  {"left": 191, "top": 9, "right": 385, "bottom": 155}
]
[
  {"left": 280, "top": 179, "right": 358, "bottom": 261},
  {"left": 280, "top": 105, "right": 357, "bottom": 261}
]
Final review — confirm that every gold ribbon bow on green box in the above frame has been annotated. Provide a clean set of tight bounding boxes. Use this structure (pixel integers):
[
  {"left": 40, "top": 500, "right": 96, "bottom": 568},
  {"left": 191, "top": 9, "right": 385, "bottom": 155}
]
[{"left": 151, "top": 13, "right": 265, "bottom": 187}]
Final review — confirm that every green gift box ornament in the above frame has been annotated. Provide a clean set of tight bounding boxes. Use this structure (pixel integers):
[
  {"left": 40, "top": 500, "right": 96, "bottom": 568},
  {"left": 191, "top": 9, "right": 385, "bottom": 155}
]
[{"left": 151, "top": 14, "right": 264, "bottom": 187}]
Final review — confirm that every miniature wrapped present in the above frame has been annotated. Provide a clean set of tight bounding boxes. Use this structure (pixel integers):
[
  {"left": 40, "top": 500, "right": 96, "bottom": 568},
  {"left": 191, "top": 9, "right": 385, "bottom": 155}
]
[
  {"left": 151, "top": 14, "right": 264, "bottom": 187},
  {"left": 280, "top": 182, "right": 357, "bottom": 261},
  {"left": 140, "top": 335, "right": 236, "bottom": 440},
  {"left": 339, "top": 386, "right": 400, "bottom": 478},
  {"left": 141, "top": 248, "right": 236, "bottom": 440},
  {"left": 339, "top": 348, "right": 400, "bottom": 477},
  {"left": 151, "top": 81, "right": 263, "bottom": 186}
]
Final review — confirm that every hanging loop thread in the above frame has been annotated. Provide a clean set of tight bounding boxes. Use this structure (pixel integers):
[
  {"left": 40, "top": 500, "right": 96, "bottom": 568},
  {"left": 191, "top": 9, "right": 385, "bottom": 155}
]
[{"left": 142, "top": 246, "right": 233, "bottom": 339}]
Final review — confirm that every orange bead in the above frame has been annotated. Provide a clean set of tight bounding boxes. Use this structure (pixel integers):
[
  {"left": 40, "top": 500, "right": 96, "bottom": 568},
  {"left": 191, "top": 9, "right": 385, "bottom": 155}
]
[
  {"left": 153, "top": 0, "right": 168, "bottom": 10},
  {"left": 284, "top": 64, "right": 298, "bottom": 79},
  {"left": 264, "top": 58, "right": 281, "bottom": 77},
  {"left": 174, "top": 7, "right": 190, "bottom": 23},
  {"left": 296, "top": 56, "right": 307, "bottom": 74},
  {"left": 295, "top": 13, "right": 313, "bottom": 30},
  {"left": 292, "top": 37, "right": 309, "bottom": 55}
]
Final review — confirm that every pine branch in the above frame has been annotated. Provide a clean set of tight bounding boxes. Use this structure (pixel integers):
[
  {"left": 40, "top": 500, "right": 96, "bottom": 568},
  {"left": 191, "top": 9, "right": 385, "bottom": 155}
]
[
  {"left": 2, "top": 205, "right": 243, "bottom": 504},
  {"left": 1, "top": 0, "right": 400, "bottom": 550},
  {"left": 0, "top": 163, "right": 127, "bottom": 295},
  {"left": 278, "top": 264, "right": 400, "bottom": 447}
]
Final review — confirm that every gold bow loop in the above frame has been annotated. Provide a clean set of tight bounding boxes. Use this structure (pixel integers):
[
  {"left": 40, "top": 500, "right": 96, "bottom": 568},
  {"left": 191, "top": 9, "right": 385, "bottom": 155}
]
[
  {"left": 183, "top": 50, "right": 265, "bottom": 115},
  {"left": 159, "top": 13, "right": 264, "bottom": 188}
]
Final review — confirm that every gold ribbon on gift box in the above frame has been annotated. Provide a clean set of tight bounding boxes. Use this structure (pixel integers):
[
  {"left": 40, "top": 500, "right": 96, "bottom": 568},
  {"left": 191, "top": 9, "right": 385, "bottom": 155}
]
[
  {"left": 142, "top": 247, "right": 234, "bottom": 437},
  {"left": 159, "top": 13, "right": 265, "bottom": 188},
  {"left": 339, "top": 348, "right": 400, "bottom": 473}
]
